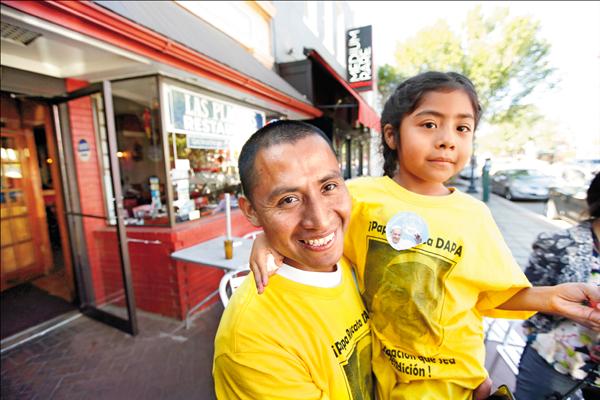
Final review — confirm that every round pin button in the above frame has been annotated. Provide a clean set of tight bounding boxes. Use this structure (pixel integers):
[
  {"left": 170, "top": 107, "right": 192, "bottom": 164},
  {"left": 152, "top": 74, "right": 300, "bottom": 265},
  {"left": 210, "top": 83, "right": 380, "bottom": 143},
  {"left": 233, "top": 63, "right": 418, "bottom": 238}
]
[{"left": 386, "top": 211, "right": 429, "bottom": 250}]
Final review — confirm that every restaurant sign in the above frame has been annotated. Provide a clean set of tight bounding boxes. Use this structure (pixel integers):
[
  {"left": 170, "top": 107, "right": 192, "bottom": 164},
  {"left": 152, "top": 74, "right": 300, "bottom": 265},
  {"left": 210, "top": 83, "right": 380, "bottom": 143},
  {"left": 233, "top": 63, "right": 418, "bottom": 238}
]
[
  {"left": 346, "top": 25, "right": 373, "bottom": 92},
  {"left": 166, "top": 85, "right": 264, "bottom": 150}
]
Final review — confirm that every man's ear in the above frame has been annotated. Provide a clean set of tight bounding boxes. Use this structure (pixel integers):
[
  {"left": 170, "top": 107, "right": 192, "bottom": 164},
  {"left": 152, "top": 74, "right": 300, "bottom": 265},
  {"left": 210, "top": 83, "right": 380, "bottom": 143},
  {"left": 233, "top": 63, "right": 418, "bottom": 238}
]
[
  {"left": 238, "top": 196, "right": 261, "bottom": 227},
  {"left": 383, "top": 124, "right": 397, "bottom": 150}
]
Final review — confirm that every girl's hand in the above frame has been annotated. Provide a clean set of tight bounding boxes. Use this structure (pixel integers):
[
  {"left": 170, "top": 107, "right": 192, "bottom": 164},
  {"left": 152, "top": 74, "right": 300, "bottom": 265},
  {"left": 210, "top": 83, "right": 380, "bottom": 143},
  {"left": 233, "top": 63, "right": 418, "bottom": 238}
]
[
  {"left": 548, "top": 283, "right": 600, "bottom": 331},
  {"left": 589, "top": 344, "right": 600, "bottom": 363},
  {"left": 249, "top": 233, "right": 283, "bottom": 294}
]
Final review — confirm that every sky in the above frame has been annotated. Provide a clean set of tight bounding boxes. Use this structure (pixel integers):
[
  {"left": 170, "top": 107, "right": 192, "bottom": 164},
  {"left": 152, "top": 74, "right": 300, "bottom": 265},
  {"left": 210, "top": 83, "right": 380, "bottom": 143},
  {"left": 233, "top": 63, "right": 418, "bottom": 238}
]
[{"left": 350, "top": 1, "right": 600, "bottom": 159}]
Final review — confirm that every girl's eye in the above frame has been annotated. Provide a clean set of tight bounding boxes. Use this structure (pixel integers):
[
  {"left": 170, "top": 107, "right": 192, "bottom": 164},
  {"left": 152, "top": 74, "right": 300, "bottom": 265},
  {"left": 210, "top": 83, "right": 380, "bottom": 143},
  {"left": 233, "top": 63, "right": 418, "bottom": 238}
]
[
  {"left": 323, "top": 182, "right": 337, "bottom": 192},
  {"left": 423, "top": 122, "right": 437, "bottom": 129},
  {"left": 457, "top": 125, "right": 472, "bottom": 133}
]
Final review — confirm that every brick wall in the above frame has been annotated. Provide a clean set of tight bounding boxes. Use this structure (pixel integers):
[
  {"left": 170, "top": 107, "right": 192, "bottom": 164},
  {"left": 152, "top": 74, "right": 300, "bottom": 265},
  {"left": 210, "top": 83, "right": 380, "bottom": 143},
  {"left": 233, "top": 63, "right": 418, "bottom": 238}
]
[
  {"left": 93, "top": 211, "right": 255, "bottom": 320},
  {"left": 65, "top": 78, "right": 108, "bottom": 304}
]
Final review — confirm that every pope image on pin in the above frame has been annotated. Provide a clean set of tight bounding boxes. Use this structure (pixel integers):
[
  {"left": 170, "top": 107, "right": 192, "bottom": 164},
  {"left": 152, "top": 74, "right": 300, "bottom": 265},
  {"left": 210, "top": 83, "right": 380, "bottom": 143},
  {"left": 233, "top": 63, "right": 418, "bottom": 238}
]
[{"left": 386, "top": 212, "right": 429, "bottom": 251}]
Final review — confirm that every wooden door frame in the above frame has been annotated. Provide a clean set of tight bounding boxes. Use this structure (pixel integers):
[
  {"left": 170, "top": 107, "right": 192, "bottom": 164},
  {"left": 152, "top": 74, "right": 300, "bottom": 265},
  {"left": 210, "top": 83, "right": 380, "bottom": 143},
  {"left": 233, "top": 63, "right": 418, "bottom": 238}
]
[
  {"left": 0, "top": 96, "right": 75, "bottom": 298},
  {"left": 41, "top": 104, "right": 76, "bottom": 299},
  {"left": 0, "top": 128, "right": 49, "bottom": 289}
]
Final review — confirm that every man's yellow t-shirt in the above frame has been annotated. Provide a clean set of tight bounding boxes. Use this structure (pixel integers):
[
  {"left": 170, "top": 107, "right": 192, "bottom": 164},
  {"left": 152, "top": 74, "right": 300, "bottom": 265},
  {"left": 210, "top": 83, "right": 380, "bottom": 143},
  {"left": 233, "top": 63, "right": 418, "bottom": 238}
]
[
  {"left": 213, "top": 259, "right": 374, "bottom": 400},
  {"left": 345, "top": 176, "right": 534, "bottom": 400}
]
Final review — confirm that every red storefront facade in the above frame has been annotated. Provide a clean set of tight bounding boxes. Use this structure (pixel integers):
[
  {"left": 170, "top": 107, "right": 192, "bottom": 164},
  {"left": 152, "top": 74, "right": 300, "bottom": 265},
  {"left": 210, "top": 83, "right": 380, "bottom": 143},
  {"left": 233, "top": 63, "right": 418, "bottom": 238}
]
[
  {"left": 1, "top": 1, "right": 323, "bottom": 339},
  {"left": 60, "top": 77, "right": 266, "bottom": 322}
]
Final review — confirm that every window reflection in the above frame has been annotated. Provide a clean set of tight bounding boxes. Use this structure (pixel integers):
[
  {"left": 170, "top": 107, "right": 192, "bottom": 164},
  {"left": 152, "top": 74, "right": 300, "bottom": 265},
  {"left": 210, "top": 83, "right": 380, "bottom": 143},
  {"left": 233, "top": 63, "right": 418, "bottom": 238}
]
[
  {"left": 111, "top": 77, "right": 168, "bottom": 226},
  {"left": 100, "top": 78, "right": 268, "bottom": 225},
  {"left": 165, "top": 83, "right": 264, "bottom": 223},
  {"left": 170, "top": 137, "right": 241, "bottom": 220}
]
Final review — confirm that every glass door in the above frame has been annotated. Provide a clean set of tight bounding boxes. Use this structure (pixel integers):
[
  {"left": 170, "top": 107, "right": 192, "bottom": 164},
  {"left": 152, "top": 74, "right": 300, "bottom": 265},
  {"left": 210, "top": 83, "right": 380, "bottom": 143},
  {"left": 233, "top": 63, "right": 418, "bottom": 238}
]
[{"left": 51, "top": 81, "right": 138, "bottom": 335}]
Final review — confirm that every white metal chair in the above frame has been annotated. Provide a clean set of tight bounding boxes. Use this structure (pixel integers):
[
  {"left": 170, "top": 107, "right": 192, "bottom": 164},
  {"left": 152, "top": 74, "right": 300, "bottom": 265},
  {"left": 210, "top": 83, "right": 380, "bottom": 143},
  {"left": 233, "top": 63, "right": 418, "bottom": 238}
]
[
  {"left": 219, "top": 267, "right": 251, "bottom": 308},
  {"left": 484, "top": 317, "right": 527, "bottom": 375},
  {"left": 217, "top": 232, "right": 260, "bottom": 308}
]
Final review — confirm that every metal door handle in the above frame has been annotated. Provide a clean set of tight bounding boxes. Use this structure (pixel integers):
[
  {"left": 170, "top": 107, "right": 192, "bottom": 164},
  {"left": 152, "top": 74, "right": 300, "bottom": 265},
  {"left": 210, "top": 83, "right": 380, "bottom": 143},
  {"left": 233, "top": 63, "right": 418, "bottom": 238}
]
[{"left": 126, "top": 238, "right": 162, "bottom": 245}]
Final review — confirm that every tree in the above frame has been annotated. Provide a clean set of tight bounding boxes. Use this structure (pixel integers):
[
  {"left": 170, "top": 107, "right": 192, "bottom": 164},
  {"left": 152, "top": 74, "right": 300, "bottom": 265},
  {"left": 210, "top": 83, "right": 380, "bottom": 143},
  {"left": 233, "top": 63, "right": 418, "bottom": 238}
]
[
  {"left": 377, "top": 6, "right": 557, "bottom": 130},
  {"left": 477, "top": 114, "right": 575, "bottom": 161}
]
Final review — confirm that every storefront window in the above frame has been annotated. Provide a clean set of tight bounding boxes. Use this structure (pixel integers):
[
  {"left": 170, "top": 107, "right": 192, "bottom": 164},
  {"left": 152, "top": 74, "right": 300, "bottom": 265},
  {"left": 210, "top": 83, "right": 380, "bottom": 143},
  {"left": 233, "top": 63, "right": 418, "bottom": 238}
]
[
  {"left": 163, "top": 83, "right": 264, "bottom": 223},
  {"left": 111, "top": 76, "right": 168, "bottom": 226},
  {"left": 362, "top": 139, "right": 370, "bottom": 176},
  {"left": 351, "top": 138, "right": 362, "bottom": 178},
  {"left": 335, "top": 134, "right": 370, "bottom": 179}
]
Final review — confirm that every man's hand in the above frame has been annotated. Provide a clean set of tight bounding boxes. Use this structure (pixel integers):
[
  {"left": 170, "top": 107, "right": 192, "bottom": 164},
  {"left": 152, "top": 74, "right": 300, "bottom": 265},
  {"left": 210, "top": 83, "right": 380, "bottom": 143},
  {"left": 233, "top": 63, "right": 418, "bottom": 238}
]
[{"left": 249, "top": 233, "right": 283, "bottom": 294}]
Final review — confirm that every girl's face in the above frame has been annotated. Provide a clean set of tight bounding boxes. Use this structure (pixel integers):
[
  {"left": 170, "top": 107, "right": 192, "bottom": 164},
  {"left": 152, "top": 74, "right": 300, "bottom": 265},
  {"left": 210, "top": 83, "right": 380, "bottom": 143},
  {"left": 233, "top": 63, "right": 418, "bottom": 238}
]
[{"left": 384, "top": 89, "right": 475, "bottom": 196}]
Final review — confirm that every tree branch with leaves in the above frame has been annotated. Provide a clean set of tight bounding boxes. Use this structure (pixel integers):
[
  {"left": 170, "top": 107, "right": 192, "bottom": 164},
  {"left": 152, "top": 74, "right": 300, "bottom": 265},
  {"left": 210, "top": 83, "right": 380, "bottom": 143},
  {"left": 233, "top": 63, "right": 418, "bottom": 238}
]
[{"left": 377, "top": 6, "right": 558, "bottom": 132}]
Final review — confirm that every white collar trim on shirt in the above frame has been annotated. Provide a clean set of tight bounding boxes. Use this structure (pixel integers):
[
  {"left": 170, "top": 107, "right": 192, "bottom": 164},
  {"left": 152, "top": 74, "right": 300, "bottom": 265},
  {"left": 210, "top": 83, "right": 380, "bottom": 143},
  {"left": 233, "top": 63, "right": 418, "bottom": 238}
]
[{"left": 276, "top": 263, "right": 342, "bottom": 288}]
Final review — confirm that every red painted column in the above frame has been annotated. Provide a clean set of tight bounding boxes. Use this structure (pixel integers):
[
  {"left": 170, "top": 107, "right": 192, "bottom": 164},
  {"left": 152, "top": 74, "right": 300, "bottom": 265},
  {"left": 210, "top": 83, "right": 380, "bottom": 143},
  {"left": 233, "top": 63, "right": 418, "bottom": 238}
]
[{"left": 65, "top": 78, "right": 110, "bottom": 304}]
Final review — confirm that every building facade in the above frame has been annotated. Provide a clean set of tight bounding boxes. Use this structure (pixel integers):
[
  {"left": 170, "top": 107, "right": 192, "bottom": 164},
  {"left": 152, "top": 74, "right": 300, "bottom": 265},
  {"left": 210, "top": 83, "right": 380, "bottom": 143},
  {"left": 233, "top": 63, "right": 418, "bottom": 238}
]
[
  {"left": 0, "top": 1, "right": 379, "bottom": 342},
  {"left": 272, "top": 1, "right": 381, "bottom": 178}
]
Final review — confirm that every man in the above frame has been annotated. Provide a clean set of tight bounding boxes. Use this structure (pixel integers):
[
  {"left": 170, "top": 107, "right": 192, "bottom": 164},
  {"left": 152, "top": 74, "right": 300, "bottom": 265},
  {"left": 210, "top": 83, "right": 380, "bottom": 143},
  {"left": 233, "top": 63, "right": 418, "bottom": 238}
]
[
  {"left": 212, "top": 121, "right": 374, "bottom": 399},
  {"left": 390, "top": 226, "right": 402, "bottom": 245}
]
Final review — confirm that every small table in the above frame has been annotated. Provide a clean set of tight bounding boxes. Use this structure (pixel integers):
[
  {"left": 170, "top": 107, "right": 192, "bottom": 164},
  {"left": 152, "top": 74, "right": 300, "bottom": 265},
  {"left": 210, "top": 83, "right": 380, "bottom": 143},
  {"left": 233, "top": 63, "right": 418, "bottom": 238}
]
[{"left": 171, "top": 235, "right": 254, "bottom": 328}]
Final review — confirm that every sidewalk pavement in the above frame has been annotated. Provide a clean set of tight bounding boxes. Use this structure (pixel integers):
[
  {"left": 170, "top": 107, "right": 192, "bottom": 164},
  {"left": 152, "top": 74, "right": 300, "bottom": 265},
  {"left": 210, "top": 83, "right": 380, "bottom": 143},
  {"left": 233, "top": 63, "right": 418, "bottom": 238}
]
[
  {"left": 1, "top": 304, "right": 223, "bottom": 400},
  {"left": 455, "top": 180, "right": 569, "bottom": 268},
  {"left": 1, "top": 184, "right": 568, "bottom": 399}
]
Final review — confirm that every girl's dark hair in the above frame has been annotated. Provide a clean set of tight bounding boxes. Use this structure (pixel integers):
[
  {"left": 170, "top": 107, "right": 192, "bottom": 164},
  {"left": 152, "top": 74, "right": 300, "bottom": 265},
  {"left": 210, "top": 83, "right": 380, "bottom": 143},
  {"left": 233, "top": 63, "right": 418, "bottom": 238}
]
[
  {"left": 587, "top": 171, "right": 600, "bottom": 219},
  {"left": 380, "top": 71, "right": 482, "bottom": 177}
]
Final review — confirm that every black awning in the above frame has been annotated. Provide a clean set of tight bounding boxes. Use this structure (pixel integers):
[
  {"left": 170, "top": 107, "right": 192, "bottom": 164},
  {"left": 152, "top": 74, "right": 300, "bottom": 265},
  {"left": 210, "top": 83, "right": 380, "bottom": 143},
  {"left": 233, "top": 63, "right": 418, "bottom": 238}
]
[{"left": 277, "top": 49, "right": 380, "bottom": 132}]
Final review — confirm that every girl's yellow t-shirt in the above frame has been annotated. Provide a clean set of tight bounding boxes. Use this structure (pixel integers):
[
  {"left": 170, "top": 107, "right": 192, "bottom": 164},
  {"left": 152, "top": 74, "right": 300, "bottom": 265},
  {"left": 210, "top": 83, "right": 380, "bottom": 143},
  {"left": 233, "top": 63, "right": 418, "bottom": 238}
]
[{"left": 345, "top": 176, "right": 533, "bottom": 400}]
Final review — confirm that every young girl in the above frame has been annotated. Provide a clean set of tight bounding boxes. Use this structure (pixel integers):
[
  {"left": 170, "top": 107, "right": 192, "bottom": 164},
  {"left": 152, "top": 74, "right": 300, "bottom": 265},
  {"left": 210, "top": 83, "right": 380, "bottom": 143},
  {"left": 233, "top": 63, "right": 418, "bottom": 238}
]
[{"left": 248, "top": 71, "right": 600, "bottom": 399}]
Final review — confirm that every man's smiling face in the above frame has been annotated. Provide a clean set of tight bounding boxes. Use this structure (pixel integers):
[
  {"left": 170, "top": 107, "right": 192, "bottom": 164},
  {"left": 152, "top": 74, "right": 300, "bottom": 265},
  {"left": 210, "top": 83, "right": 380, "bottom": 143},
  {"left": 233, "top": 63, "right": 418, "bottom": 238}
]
[{"left": 239, "top": 135, "right": 351, "bottom": 272}]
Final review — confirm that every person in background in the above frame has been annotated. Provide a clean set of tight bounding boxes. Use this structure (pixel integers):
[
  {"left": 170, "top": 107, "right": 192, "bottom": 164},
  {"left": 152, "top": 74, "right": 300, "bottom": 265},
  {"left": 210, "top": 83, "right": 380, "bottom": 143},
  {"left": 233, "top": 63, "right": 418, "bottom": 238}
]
[{"left": 516, "top": 172, "right": 600, "bottom": 400}]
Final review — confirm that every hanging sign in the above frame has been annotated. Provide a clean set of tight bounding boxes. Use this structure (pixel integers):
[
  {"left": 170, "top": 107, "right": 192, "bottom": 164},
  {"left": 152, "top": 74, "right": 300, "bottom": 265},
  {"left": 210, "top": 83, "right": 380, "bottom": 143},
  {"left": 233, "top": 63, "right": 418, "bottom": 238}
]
[
  {"left": 166, "top": 85, "right": 264, "bottom": 150},
  {"left": 77, "top": 139, "right": 91, "bottom": 162},
  {"left": 346, "top": 25, "right": 373, "bottom": 92}
]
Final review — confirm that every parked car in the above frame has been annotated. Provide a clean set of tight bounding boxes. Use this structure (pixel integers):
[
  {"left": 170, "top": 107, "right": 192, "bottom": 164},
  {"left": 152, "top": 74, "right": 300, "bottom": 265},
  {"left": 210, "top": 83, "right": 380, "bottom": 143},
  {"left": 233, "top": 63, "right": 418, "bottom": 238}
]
[
  {"left": 459, "top": 164, "right": 481, "bottom": 180},
  {"left": 573, "top": 158, "right": 600, "bottom": 171},
  {"left": 490, "top": 169, "right": 555, "bottom": 201},
  {"left": 545, "top": 167, "right": 596, "bottom": 223},
  {"left": 545, "top": 186, "right": 588, "bottom": 223}
]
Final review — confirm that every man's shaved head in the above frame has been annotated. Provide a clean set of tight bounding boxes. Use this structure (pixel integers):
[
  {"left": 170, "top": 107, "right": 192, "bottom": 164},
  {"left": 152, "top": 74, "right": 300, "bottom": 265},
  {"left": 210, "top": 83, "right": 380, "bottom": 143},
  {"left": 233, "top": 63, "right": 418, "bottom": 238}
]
[{"left": 238, "top": 120, "right": 334, "bottom": 201}]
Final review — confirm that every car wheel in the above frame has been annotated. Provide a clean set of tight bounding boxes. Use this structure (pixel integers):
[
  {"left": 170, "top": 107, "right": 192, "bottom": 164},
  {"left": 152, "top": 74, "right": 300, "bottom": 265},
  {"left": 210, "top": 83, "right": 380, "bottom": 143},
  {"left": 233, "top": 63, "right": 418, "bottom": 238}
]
[
  {"left": 504, "top": 189, "right": 513, "bottom": 201},
  {"left": 545, "top": 199, "right": 558, "bottom": 219}
]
